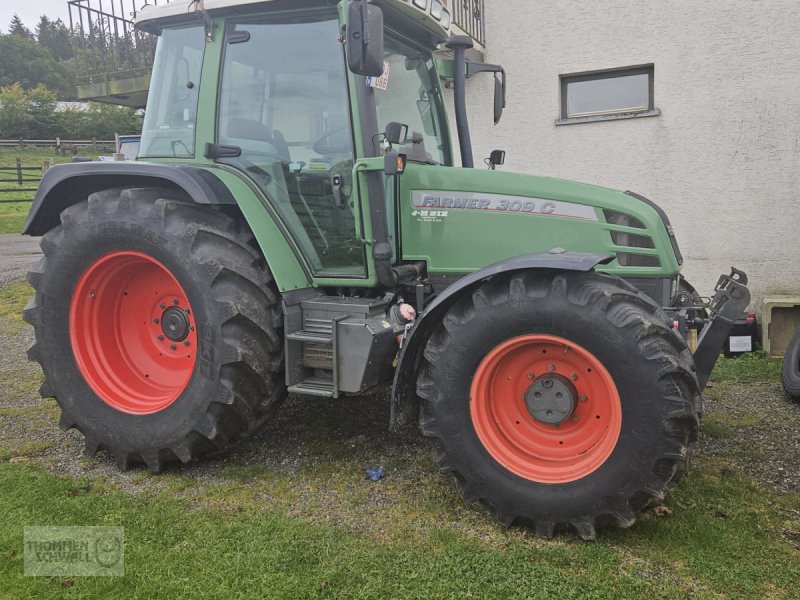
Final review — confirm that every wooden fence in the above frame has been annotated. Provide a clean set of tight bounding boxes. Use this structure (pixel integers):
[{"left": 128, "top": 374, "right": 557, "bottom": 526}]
[
  {"left": 0, "top": 160, "right": 50, "bottom": 204},
  {"left": 0, "top": 139, "right": 116, "bottom": 151}
]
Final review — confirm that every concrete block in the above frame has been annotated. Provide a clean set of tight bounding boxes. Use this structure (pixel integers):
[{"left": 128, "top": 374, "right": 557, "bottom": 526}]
[{"left": 761, "top": 296, "right": 800, "bottom": 356}]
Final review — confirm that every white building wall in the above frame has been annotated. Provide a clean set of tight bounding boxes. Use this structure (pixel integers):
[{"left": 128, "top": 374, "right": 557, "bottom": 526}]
[{"left": 458, "top": 0, "right": 800, "bottom": 305}]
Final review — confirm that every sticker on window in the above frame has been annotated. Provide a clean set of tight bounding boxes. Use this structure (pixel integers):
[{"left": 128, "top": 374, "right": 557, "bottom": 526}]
[{"left": 367, "top": 61, "right": 391, "bottom": 91}]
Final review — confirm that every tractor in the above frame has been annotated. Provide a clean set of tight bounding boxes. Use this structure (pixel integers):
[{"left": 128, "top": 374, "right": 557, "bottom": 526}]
[{"left": 22, "top": 0, "right": 750, "bottom": 538}]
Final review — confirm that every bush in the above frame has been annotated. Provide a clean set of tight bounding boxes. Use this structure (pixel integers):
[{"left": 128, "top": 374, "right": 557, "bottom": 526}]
[{"left": 0, "top": 83, "right": 140, "bottom": 139}]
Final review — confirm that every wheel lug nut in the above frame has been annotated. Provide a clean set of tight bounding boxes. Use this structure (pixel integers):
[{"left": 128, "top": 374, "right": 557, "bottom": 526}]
[
  {"left": 528, "top": 372, "right": 535, "bottom": 379},
  {"left": 153, "top": 318, "right": 160, "bottom": 325},
  {"left": 169, "top": 344, "right": 177, "bottom": 350},
  {"left": 570, "top": 373, "right": 578, "bottom": 381},
  {"left": 547, "top": 364, "right": 556, "bottom": 372},
  {"left": 189, "top": 326, "right": 195, "bottom": 332},
  {"left": 90, "top": 291, "right": 96, "bottom": 298},
  {"left": 183, "top": 341, "right": 190, "bottom": 347},
  {"left": 158, "top": 335, "right": 165, "bottom": 341},
  {"left": 581, "top": 395, "right": 588, "bottom": 402},
  {"left": 159, "top": 303, "right": 166, "bottom": 309},
  {"left": 172, "top": 299, "right": 179, "bottom": 305},
  {"left": 186, "top": 309, "right": 191, "bottom": 315},
  {"left": 572, "top": 415, "right": 580, "bottom": 422}
]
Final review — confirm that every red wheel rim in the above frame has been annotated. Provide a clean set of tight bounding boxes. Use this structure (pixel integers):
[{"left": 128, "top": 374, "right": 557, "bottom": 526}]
[
  {"left": 69, "top": 251, "right": 197, "bottom": 415},
  {"left": 470, "top": 334, "right": 622, "bottom": 483}
]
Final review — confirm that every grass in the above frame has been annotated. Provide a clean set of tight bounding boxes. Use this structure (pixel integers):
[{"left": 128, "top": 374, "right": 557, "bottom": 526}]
[
  {"left": 0, "top": 461, "right": 798, "bottom": 599},
  {"left": 1, "top": 282, "right": 799, "bottom": 598},
  {"left": 710, "top": 351, "right": 782, "bottom": 383}
]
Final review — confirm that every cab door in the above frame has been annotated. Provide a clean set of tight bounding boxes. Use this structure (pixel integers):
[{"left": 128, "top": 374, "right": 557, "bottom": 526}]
[{"left": 216, "top": 14, "right": 366, "bottom": 277}]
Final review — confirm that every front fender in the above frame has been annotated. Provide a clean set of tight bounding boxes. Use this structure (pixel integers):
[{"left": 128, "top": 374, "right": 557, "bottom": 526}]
[
  {"left": 23, "top": 161, "right": 236, "bottom": 236},
  {"left": 389, "top": 251, "right": 613, "bottom": 430}
]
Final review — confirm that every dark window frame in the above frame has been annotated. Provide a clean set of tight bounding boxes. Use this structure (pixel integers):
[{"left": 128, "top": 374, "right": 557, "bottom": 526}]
[{"left": 557, "top": 64, "right": 659, "bottom": 126}]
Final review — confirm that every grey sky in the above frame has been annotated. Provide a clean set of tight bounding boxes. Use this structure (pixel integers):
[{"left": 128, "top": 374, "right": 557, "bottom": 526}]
[{"left": 1, "top": 0, "right": 74, "bottom": 34}]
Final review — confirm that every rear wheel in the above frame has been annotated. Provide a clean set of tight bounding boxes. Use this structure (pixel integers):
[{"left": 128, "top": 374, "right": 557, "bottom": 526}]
[
  {"left": 782, "top": 328, "right": 800, "bottom": 401},
  {"left": 24, "top": 188, "right": 285, "bottom": 471},
  {"left": 417, "top": 271, "right": 699, "bottom": 538}
]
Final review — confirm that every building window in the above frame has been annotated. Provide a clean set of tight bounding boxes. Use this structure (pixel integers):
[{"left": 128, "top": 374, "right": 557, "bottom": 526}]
[{"left": 557, "top": 65, "right": 659, "bottom": 125}]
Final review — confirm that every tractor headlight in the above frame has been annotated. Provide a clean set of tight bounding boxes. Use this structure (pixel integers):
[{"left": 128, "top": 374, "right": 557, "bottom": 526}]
[
  {"left": 430, "top": 0, "right": 443, "bottom": 20},
  {"left": 412, "top": 0, "right": 428, "bottom": 9}
]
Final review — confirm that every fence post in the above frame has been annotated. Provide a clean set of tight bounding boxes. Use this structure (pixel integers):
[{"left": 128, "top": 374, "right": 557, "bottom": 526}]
[
  {"left": 16, "top": 158, "right": 22, "bottom": 186},
  {"left": 56, "top": 137, "right": 61, "bottom": 154},
  {"left": 92, "top": 137, "right": 97, "bottom": 152}
]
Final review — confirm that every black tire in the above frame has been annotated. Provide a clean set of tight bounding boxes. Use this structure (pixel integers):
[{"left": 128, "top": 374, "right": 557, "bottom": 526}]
[
  {"left": 782, "top": 328, "right": 800, "bottom": 401},
  {"left": 417, "top": 270, "right": 699, "bottom": 538},
  {"left": 24, "top": 187, "right": 285, "bottom": 472}
]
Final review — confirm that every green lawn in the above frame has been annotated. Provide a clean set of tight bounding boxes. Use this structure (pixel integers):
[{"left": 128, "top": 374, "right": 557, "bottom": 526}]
[{"left": 0, "top": 284, "right": 798, "bottom": 599}]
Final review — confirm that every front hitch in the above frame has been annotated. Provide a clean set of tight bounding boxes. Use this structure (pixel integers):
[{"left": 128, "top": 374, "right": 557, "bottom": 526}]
[{"left": 693, "top": 268, "right": 751, "bottom": 389}]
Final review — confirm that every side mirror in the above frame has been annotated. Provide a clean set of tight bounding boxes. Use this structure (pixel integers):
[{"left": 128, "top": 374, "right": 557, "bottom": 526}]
[
  {"left": 384, "top": 121, "right": 408, "bottom": 145},
  {"left": 487, "top": 149, "right": 505, "bottom": 170},
  {"left": 347, "top": 0, "right": 385, "bottom": 77},
  {"left": 493, "top": 74, "right": 506, "bottom": 125}
]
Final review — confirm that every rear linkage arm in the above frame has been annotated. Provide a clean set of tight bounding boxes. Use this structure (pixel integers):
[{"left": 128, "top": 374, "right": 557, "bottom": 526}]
[{"left": 692, "top": 268, "right": 751, "bottom": 389}]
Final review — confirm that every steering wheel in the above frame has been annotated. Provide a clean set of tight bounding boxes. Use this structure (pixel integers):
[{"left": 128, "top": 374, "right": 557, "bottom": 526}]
[{"left": 312, "top": 127, "right": 351, "bottom": 155}]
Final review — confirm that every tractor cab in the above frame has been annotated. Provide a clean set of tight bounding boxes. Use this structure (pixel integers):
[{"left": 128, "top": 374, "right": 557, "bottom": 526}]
[{"left": 135, "top": 0, "right": 456, "bottom": 280}]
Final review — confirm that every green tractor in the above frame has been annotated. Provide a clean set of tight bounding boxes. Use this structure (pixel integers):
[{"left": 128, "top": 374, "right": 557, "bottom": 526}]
[{"left": 23, "top": 0, "right": 750, "bottom": 538}]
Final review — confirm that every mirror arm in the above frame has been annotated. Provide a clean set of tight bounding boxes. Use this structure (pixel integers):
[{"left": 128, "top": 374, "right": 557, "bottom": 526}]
[{"left": 466, "top": 62, "right": 507, "bottom": 108}]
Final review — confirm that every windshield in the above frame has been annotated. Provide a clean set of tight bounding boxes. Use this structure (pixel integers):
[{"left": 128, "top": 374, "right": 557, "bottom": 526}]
[
  {"left": 139, "top": 26, "right": 205, "bottom": 158},
  {"left": 375, "top": 36, "right": 450, "bottom": 165}
]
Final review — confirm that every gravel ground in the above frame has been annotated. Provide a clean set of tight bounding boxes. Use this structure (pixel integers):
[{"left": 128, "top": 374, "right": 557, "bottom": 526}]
[
  {"left": 1, "top": 275, "right": 799, "bottom": 537},
  {"left": 0, "top": 234, "right": 40, "bottom": 286},
  {"left": 698, "top": 380, "right": 800, "bottom": 493}
]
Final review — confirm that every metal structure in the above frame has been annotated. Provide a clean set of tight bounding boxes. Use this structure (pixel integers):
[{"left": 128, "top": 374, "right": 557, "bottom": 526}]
[
  {"left": 67, "top": 0, "right": 172, "bottom": 106},
  {"left": 451, "top": 0, "right": 484, "bottom": 46}
]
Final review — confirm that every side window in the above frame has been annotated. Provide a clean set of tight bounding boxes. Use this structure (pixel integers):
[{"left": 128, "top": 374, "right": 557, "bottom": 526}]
[{"left": 139, "top": 26, "right": 205, "bottom": 157}]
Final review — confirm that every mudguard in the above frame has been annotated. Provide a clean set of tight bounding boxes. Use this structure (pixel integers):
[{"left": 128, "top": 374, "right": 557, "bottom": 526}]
[
  {"left": 23, "top": 161, "right": 236, "bottom": 236},
  {"left": 389, "top": 251, "right": 614, "bottom": 429}
]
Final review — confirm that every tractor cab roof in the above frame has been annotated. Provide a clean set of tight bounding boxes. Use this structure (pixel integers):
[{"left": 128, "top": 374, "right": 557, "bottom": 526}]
[{"left": 135, "top": 0, "right": 451, "bottom": 44}]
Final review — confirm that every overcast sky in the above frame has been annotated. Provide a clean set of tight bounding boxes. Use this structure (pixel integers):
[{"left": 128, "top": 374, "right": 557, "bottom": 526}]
[{"left": 2, "top": 0, "right": 82, "bottom": 33}]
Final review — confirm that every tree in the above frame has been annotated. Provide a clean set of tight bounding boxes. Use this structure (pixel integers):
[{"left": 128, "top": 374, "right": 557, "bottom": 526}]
[
  {"left": 28, "top": 85, "right": 59, "bottom": 137},
  {"left": 0, "top": 83, "right": 31, "bottom": 138},
  {"left": 0, "top": 34, "right": 75, "bottom": 98},
  {"left": 8, "top": 15, "right": 33, "bottom": 39},
  {"left": 0, "top": 83, "right": 142, "bottom": 139},
  {"left": 37, "top": 16, "right": 73, "bottom": 61}
]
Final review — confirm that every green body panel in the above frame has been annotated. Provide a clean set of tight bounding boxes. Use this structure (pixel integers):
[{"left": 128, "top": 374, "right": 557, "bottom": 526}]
[
  {"left": 201, "top": 167, "right": 313, "bottom": 291},
  {"left": 398, "top": 164, "right": 681, "bottom": 278}
]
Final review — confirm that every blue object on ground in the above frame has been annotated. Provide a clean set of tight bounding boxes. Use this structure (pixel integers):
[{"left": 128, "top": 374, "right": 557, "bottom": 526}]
[{"left": 365, "top": 467, "right": 384, "bottom": 481}]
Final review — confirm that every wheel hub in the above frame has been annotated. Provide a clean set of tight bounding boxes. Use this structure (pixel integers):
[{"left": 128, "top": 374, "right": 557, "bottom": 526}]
[
  {"left": 161, "top": 306, "right": 190, "bottom": 342},
  {"left": 524, "top": 374, "right": 577, "bottom": 425}
]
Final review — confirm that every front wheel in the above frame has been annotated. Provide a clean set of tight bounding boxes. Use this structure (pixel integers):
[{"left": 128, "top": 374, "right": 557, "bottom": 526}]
[
  {"left": 24, "top": 188, "right": 285, "bottom": 471},
  {"left": 417, "top": 271, "right": 699, "bottom": 538}
]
